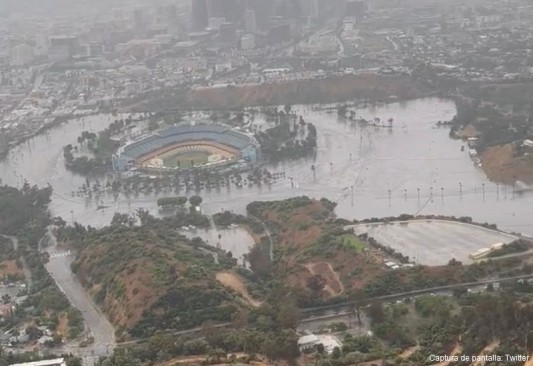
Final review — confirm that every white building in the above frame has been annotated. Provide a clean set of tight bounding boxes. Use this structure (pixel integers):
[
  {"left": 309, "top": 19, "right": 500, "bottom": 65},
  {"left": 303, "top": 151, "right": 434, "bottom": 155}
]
[
  {"left": 469, "top": 248, "right": 491, "bottom": 260},
  {"left": 241, "top": 34, "right": 255, "bottom": 50},
  {"left": 298, "top": 334, "right": 341, "bottom": 354},
  {"left": 244, "top": 9, "right": 257, "bottom": 34},
  {"left": 10, "top": 44, "right": 34, "bottom": 66},
  {"left": 10, "top": 359, "right": 66, "bottom": 366},
  {"left": 208, "top": 17, "right": 225, "bottom": 30}
]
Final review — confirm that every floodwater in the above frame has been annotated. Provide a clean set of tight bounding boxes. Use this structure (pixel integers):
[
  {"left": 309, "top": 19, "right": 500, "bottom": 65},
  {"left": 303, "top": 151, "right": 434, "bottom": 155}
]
[
  {"left": 1, "top": 98, "right": 533, "bottom": 238},
  {"left": 180, "top": 226, "right": 255, "bottom": 266}
]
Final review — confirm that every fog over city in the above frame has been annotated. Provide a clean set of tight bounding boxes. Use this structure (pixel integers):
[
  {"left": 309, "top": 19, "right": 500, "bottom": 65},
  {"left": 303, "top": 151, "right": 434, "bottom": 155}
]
[{"left": 2, "top": 1, "right": 533, "bottom": 366}]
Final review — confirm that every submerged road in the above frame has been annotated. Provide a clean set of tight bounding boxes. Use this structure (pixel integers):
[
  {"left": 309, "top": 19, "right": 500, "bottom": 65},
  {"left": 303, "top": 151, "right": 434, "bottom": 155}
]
[{"left": 42, "top": 229, "right": 115, "bottom": 366}]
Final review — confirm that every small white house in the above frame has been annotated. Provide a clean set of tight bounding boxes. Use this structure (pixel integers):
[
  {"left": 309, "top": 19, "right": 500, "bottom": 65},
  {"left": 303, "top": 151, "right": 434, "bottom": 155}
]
[
  {"left": 298, "top": 334, "right": 341, "bottom": 354},
  {"left": 298, "top": 334, "right": 320, "bottom": 352}
]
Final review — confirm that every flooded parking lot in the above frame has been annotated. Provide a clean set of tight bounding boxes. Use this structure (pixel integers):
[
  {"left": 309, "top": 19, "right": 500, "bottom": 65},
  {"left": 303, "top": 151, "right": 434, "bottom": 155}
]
[
  {"left": 1, "top": 98, "right": 533, "bottom": 238},
  {"left": 349, "top": 220, "right": 519, "bottom": 266}
]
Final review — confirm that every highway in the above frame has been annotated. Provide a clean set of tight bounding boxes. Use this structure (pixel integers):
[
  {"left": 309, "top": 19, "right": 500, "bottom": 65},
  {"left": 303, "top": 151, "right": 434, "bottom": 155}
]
[{"left": 301, "top": 273, "right": 533, "bottom": 315}]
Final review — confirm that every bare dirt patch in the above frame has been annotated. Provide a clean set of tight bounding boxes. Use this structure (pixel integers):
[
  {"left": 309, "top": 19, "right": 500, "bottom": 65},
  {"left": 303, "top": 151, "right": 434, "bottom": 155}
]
[
  {"left": 357, "top": 360, "right": 383, "bottom": 366},
  {"left": 56, "top": 313, "right": 68, "bottom": 338},
  {"left": 399, "top": 345, "right": 419, "bottom": 359},
  {"left": 481, "top": 144, "right": 533, "bottom": 184},
  {"left": 523, "top": 354, "right": 533, "bottom": 366},
  {"left": 456, "top": 124, "right": 480, "bottom": 139},
  {"left": 305, "top": 262, "right": 344, "bottom": 296},
  {"left": 0, "top": 260, "right": 23, "bottom": 278},
  {"left": 431, "top": 343, "right": 463, "bottom": 366},
  {"left": 216, "top": 271, "right": 261, "bottom": 308},
  {"left": 470, "top": 340, "right": 500, "bottom": 366}
]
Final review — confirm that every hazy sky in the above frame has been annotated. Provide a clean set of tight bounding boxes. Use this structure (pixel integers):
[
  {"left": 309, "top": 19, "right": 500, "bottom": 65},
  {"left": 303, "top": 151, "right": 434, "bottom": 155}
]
[{"left": 0, "top": 0, "right": 171, "bottom": 17}]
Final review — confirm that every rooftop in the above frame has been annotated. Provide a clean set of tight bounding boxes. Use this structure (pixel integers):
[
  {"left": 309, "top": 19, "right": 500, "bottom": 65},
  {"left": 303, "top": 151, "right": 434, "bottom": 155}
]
[{"left": 10, "top": 359, "right": 66, "bottom": 366}]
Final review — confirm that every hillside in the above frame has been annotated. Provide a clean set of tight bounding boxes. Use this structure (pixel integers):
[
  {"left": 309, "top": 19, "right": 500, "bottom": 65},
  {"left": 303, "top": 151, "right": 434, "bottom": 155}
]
[
  {"left": 246, "top": 197, "right": 387, "bottom": 304},
  {"left": 70, "top": 223, "right": 242, "bottom": 339},
  {"left": 126, "top": 74, "right": 431, "bottom": 111},
  {"left": 245, "top": 197, "right": 531, "bottom": 306}
]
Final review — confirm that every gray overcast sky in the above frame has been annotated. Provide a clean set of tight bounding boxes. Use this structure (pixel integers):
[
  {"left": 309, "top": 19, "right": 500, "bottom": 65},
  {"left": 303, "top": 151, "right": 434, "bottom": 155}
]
[{"left": 0, "top": 0, "right": 173, "bottom": 16}]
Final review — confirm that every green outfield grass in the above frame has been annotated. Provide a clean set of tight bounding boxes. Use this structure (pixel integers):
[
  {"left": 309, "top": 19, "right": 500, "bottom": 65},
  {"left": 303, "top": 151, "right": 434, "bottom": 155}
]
[{"left": 162, "top": 150, "right": 210, "bottom": 168}]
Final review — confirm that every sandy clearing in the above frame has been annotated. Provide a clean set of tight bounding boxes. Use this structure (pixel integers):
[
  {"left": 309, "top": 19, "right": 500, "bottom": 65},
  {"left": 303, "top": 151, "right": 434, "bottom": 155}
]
[
  {"left": 399, "top": 345, "right": 419, "bottom": 359},
  {"left": 430, "top": 343, "right": 463, "bottom": 366},
  {"left": 216, "top": 271, "right": 261, "bottom": 308},
  {"left": 470, "top": 340, "right": 500, "bottom": 366},
  {"left": 305, "top": 261, "right": 344, "bottom": 296},
  {"left": 0, "top": 260, "right": 23, "bottom": 277},
  {"left": 523, "top": 354, "right": 533, "bottom": 366}
]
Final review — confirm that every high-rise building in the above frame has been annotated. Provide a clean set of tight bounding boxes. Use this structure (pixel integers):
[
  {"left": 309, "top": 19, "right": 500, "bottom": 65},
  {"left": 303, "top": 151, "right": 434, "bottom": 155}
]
[
  {"left": 346, "top": 0, "right": 366, "bottom": 21},
  {"left": 244, "top": 9, "right": 257, "bottom": 33},
  {"left": 240, "top": 33, "right": 255, "bottom": 49},
  {"left": 309, "top": 0, "right": 319, "bottom": 18},
  {"left": 251, "top": 0, "right": 272, "bottom": 30},
  {"left": 209, "top": 17, "right": 226, "bottom": 30},
  {"left": 10, "top": 44, "right": 34, "bottom": 66},
  {"left": 192, "top": 0, "right": 209, "bottom": 30},
  {"left": 133, "top": 8, "right": 147, "bottom": 31},
  {"left": 298, "top": 0, "right": 319, "bottom": 19},
  {"left": 49, "top": 36, "right": 79, "bottom": 62},
  {"left": 208, "top": 0, "right": 244, "bottom": 23},
  {"left": 219, "top": 22, "right": 237, "bottom": 44},
  {"left": 164, "top": 4, "right": 177, "bottom": 21}
]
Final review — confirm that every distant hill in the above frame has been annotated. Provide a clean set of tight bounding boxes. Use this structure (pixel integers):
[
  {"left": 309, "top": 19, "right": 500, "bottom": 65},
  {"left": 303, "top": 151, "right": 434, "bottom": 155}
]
[{"left": 125, "top": 74, "right": 433, "bottom": 111}]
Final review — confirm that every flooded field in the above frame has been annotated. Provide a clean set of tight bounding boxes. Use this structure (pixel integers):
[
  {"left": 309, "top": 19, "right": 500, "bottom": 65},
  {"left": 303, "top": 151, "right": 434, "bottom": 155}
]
[{"left": 1, "top": 98, "right": 533, "bottom": 237}]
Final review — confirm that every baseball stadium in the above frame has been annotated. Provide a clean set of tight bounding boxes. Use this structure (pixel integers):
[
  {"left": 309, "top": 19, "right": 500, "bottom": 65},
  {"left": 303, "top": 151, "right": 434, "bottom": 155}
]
[{"left": 113, "top": 124, "right": 261, "bottom": 172}]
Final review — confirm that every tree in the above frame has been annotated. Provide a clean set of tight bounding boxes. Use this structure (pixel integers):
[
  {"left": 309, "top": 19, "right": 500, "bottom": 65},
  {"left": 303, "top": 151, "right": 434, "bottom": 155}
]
[
  {"left": 247, "top": 244, "right": 272, "bottom": 280},
  {"left": 366, "top": 301, "right": 385, "bottom": 324},
  {"left": 232, "top": 308, "right": 249, "bottom": 329},
  {"left": 135, "top": 208, "right": 155, "bottom": 226},
  {"left": 189, "top": 195, "right": 203, "bottom": 207},
  {"left": 66, "top": 358, "right": 83, "bottom": 366},
  {"left": 111, "top": 213, "right": 136, "bottom": 227},
  {"left": 337, "top": 104, "right": 348, "bottom": 116},
  {"left": 276, "top": 298, "right": 300, "bottom": 329},
  {"left": 350, "top": 289, "right": 367, "bottom": 326},
  {"left": 306, "top": 274, "right": 326, "bottom": 293}
]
